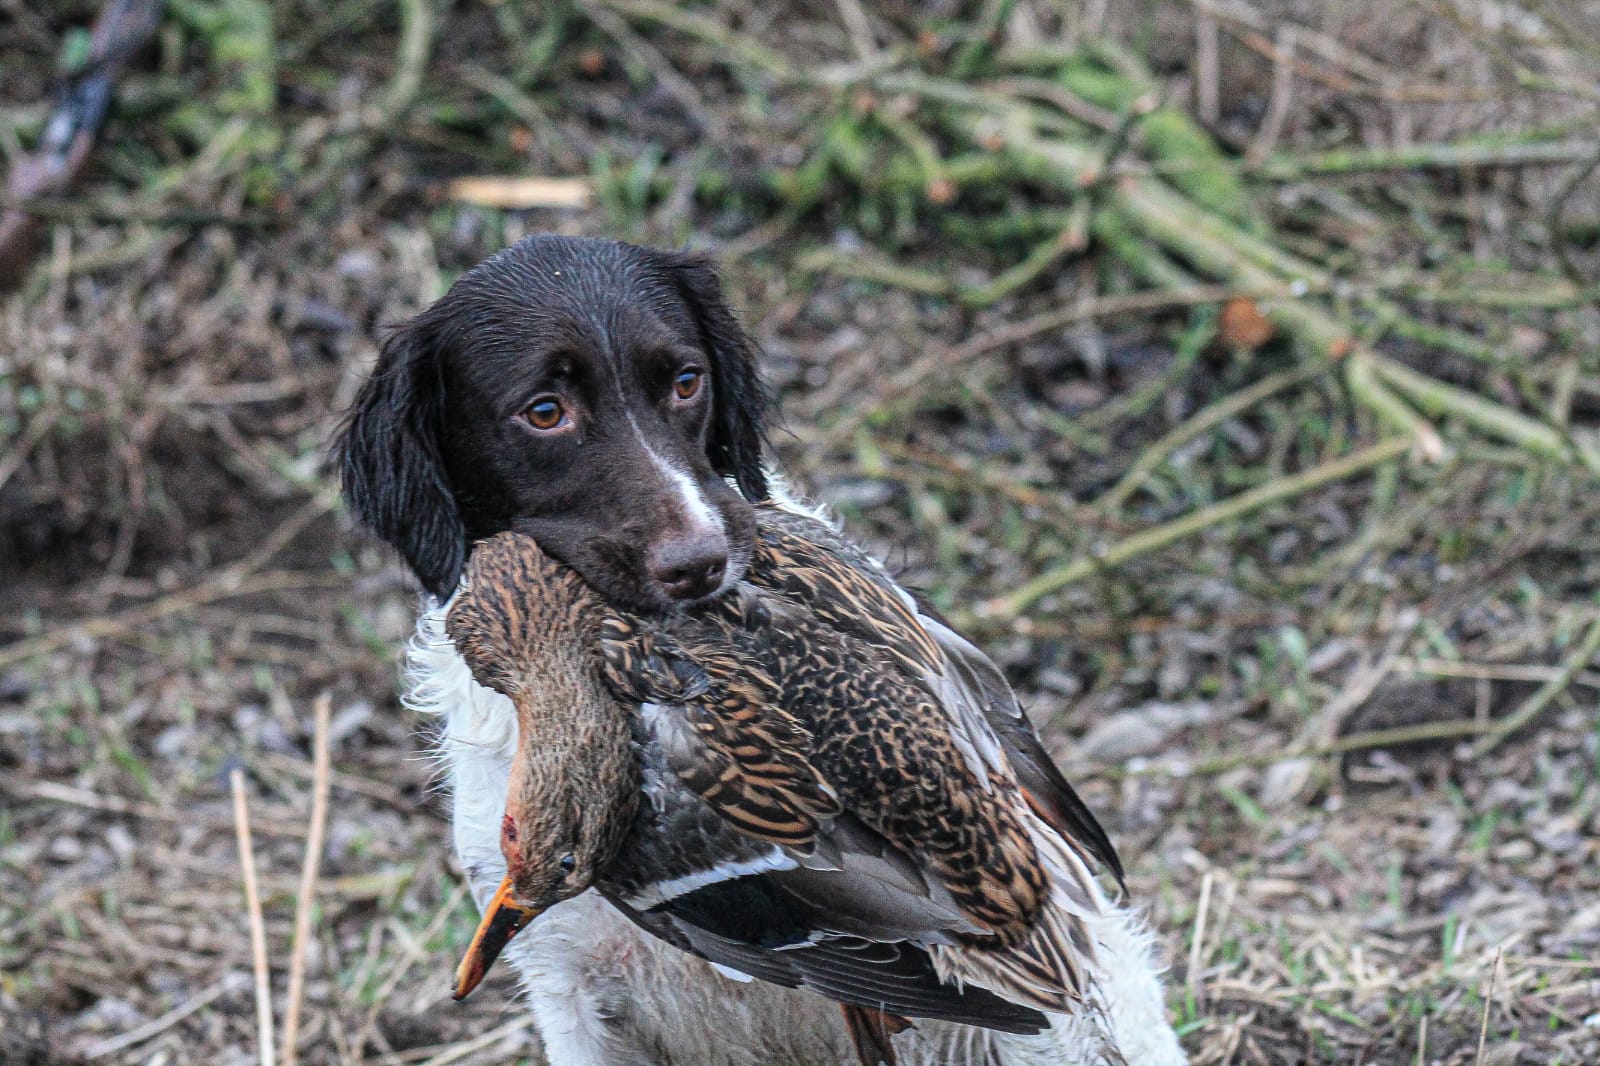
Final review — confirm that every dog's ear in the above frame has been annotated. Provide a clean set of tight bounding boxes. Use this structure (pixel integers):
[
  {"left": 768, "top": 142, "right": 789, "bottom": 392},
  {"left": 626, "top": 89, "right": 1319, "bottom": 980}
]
[
  {"left": 336, "top": 318, "right": 465, "bottom": 598},
  {"left": 658, "top": 250, "right": 771, "bottom": 502}
]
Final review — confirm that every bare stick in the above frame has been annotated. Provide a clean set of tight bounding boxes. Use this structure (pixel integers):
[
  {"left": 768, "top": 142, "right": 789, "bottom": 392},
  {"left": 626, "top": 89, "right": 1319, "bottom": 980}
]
[
  {"left": 1100, "top": 714, "right": 1503, "bottom": 780},
  {"left": 412, "top": 1016, "right": 538, "bottom": 1066},
  {"left": 1187, "top": 869, "right": 1214, "bottom": 1010},
  {"left": 1470, "top": 613, "right": 1600, "bottom": 758},
  {"left": 1194, "top": 9, "right": 1219, "bottom": 123},
  {"left": 232, "top": 768, "right": 277, "bottom": 1066},
  {"left": 0, "top": 569, "right": 346, "bottom": 670},
  {"left": 1372, "top": 357, "right": 1600, "bottom": 473},
  {"left": 831, "top": 0, "right": 878, "bottom": 60},
  {"left": 376, "top": 0, "right": 434, "bottom": 124},
  {"left": 0, "top": 0, "right": 162, "bottom": 290},
  {"left": 282, "top": 694, "right": 333, "bottom": 1066},
  {"left": 1098, "top": 362, "right": 1327, "bottom": 514},
  {"left": 82, "top": 981, "right": 234, "bottom": 1060},
  {"left": 1475, "top": 947, "right": 1503, "bottom": 1065},
  {"left": 1344, "top": 355, "right": 1447, "bottom": 462},
  {"left": 986, "top": 435, "right": 1413, "bottom": 619},
  {"left": 1247, "top": 26, "right": 1295, "bottom": 162},
  {"left": 820, "top": 282, "right": 1293, "bottom": 443}
]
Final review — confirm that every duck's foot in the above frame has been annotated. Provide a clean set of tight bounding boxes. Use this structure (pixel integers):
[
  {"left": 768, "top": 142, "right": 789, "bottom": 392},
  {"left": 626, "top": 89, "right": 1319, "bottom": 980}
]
[{"left": 839, "top": 1004, "right": 911, "bottom": 1066}]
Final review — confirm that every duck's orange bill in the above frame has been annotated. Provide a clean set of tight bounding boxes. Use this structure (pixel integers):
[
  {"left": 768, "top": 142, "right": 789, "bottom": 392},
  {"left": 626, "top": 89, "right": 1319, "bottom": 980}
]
[{"left": 452, "top": 877, "right": 542, "bottom": 1001}]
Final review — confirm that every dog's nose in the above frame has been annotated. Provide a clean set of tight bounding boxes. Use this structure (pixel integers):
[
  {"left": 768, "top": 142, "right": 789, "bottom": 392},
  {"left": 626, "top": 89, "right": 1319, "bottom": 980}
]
[{"left": 648, "top": 536, "right": 728, "bottom": 601}]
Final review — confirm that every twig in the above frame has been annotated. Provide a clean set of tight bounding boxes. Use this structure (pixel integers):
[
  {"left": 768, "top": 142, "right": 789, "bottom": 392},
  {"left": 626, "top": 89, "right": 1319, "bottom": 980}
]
[
  {"left": 4, "top": 774, "right": 312, "bottom": 836},
  {"left": 1108, "top": 716, "right": 1497, "bottom": 779},
  {"left": 951, "top": 0, "right": 1018, "bottom": 79},
  {"left": 1098, "top": 362, "right": 1327, "bottom": 514},
  {"left": 0, "top": 0, "right": 163, "bottom": 290},
  {"left": 82, "top": 980, "right": 235, "bottom": 1060},
  {"left": 1475, "top": 947, "right": 1503, "bottom": 1065},
  {"left": 1470, "top": 612, "right": 1600, "bottom": 758},
  {"left": 376, "top": 0, "right": 434, "bottom": 125},
  {"left": 1257, "top": 138, "right": 1600, "bottom": 178},
  {"left": 1372, "top": 357, "right": 1600, "bottom": 473},
  {"left": 985, "top": 435, "right": 1414, "bottom": 619},
  {"left": 581, "top": 2, "right": 711, "bottom": 131},
  {"left": 1246, "top": 26, "right": 1295, "bottom": 163},
  {"left": 821, "top": 282, "right": 1293, "bottom": 444},
  {"left": 1344, "top": 353, "right": 1447, "bottom": 462},
  {"left": 1188, "top": 869, "right": 1214, "bottom": 1010},
  {"left": 1396, "top": 656, "right": 1600, "bottom": 690},
  {"left": 230, "top": 490, "right": 341, "bottom": 582},
  {"left": 281, "top": 694, "right": 333, "bottom": 1066},
  {"left": 957, "top": 218, "right": 1088, "bottom": 307},
  {"left": 231, "top": 769, "right": 277, "bottom": 1066},
  {"left": 991, "top": 75, "right": 1119, "bottom": 131},
  {"left": 0, "top": 410, "right": 60, "bottom": 495},
  {"left": 0, "top": 570, "right": 347, "bottom": 670},
  {"left": 355, "top": 881, "right": 469, "bottom": 1046},
  {"left": 831, "top": 0, "right": 878, "bottom": 61},
  {"left": 412, "top": 1016, "right": 537, "bottom": 1066},
  {"left": 1194, "top": 9, "right": 1220, "bottom": 124},
  {"left": 595, "top": 0, "right": 792, "bottom": 79},
  {"left": 1547, "top": 140, "right": 1600, "bottom": 305},
  {"left": 797, "top": 246, "right": 952, "bottom": 297}
]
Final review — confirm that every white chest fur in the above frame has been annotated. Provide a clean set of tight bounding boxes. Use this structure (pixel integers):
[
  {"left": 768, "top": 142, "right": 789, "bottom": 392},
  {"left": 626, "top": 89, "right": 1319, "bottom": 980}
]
[{"left": 403, "top": 532, "right": 1187, "bottom": 1066}]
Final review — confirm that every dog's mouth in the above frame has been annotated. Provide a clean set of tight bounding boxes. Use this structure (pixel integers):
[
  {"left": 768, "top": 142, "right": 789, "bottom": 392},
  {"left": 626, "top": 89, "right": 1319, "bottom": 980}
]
[
  {"left": 541, "top": 531, "right": 750, "bottom": 616},
  {"left": 646, "top": 541, "right": 752, "bottom": 614},
  {"left": 678, "top": 540, "right": 751, "bottom": 608}
]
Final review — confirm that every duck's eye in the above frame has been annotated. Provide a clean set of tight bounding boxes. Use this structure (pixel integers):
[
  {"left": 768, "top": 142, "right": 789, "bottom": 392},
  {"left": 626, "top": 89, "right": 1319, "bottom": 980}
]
[
  {"left": 672, "top": 369, "right": 702, "bottom": 401},
  {"left": 524, "top": 397, "right": 567, "bottom": 431},
  {"left": 558, "top": 853, "right": 577, "bottom": 875}
]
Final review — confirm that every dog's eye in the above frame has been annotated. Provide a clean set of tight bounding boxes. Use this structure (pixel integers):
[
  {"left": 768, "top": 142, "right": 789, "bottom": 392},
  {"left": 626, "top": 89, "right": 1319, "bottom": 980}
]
[
  {"left": 524, "top": 398, "right": 566, "bottom": 430},
  {"left": 672, "top": 369, "right": 702, "bottom": 401},
  {"left": 558, "top": 853, "right": 577, "bottom": 875}
]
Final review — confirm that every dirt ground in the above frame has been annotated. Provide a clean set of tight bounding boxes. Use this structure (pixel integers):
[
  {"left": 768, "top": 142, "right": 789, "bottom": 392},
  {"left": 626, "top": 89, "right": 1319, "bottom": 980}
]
[{"left": 4, "top": 2, "right": 1600, "bottom": 1064}]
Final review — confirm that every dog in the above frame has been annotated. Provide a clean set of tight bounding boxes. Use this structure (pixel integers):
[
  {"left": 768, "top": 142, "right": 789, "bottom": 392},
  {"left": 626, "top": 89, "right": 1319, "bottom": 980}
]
[
  {"left": 339, "top": 236, "right": 767, "bottom": 612},
  {"left": 336, "top": 235, "right": 1186, "bottom": 1066}
]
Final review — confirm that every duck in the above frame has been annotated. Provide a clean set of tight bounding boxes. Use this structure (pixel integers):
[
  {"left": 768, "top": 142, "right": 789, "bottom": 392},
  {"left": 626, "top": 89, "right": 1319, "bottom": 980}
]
[{"left": 442, "top": 503, "right": 1154, "bottom": 1065}]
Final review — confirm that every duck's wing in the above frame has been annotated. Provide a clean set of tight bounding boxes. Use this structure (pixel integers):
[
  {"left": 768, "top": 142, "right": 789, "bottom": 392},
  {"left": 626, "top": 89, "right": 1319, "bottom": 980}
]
[
  {"left": 913, "top": 600, "right": 1124, "bottom": 888},
  {"left": 611, "top": 886, "right": 1046, "bottom": 1035},
  {"left": 745, "top": 509, "right": 1009, "bottom": 792},
  {"left": 751, "top": 505, "right": 1123, "bottom": 884},
  {"left": 603, "top": 773, "right": 1048, "bottom": 1036},
  {"left": 599, "top": 615, "right": 841, "bottom": 849}
]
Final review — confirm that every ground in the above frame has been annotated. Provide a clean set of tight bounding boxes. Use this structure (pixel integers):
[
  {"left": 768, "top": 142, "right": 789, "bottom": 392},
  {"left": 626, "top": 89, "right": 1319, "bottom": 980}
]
[{"left": 3, "top": 2, "right": 1599, "bottom": 1064}]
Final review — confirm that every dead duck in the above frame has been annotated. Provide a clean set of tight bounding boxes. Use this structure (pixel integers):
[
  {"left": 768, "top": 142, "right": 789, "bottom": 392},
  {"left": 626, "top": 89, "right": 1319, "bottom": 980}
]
[{"left": 445, "top": 505, "right": 1129, "bottom": 1063}]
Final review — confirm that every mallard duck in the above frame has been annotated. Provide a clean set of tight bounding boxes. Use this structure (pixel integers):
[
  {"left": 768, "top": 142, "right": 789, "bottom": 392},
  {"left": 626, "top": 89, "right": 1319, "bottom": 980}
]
[{"left": 444, "top": 504, "right": 1141, "bottom": 1063}]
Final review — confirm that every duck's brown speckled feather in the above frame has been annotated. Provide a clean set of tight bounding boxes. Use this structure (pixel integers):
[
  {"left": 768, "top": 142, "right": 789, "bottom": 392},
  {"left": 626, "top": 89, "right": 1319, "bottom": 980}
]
[
  {"left": 754, "top": 505, "right": 1123, "bottom": 886},
  {"left": 599, "top": 614, "right": 840, "bottom": 849},
  {"left": 610, "top": 586, "right": 1050, "bottom": 939}
]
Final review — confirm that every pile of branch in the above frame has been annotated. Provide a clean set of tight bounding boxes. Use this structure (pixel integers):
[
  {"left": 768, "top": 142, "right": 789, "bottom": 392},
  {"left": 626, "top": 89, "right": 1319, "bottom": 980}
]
[{"left": 594, "top": 1, "right": 1600, "bottom": 619}]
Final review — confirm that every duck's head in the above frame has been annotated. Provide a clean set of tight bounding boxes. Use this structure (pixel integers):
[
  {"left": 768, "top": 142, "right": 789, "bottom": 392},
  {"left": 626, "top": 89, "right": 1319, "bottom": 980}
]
[
  {"left": 450, "top": 755, "right": 628, "bottom": 1001},
  {"left": 446, "top": 532, "right": 639, "bottom": 1001}
]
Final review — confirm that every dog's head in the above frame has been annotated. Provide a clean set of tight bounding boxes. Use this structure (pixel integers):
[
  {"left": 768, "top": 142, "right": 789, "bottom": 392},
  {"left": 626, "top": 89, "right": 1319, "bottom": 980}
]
[{"left": 337, "top": 236, "right": 770, "bottom": 612}]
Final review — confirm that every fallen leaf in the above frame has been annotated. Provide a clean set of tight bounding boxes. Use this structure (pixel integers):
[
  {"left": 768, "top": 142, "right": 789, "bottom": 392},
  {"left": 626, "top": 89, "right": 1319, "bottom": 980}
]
[{"left": 1219, "top": 297, "right": 1274, "bottom": 350}]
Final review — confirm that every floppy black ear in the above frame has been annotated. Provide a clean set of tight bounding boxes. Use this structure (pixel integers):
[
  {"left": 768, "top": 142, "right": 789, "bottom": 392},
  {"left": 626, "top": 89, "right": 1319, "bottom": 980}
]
[
  {"left": 336, "top": 319, "right": 466, "bottom": 598},
  {"left": 658, "top": 250, "right": 771, "bottom": 502}
]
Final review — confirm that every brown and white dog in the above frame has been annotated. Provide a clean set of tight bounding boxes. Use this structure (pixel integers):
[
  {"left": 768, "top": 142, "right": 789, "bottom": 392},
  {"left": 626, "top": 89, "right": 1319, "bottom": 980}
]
[{"left": 337, "top": 235, "right": 1186, "bottom": 1066}]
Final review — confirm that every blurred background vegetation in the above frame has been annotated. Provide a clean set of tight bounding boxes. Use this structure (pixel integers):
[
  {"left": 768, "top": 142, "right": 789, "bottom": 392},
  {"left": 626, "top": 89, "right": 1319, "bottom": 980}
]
[{"left": 2, "top": 1, "right": 1599, "bottom": 1064}]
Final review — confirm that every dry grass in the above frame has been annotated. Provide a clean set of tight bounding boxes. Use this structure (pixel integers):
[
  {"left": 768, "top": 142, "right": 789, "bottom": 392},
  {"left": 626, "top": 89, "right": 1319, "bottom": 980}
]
[{"left": 3, "top": 2, "right": 1599, "bottom": 1064}]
